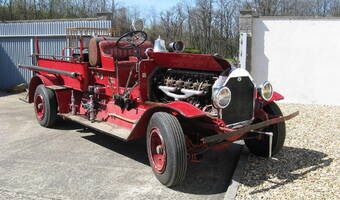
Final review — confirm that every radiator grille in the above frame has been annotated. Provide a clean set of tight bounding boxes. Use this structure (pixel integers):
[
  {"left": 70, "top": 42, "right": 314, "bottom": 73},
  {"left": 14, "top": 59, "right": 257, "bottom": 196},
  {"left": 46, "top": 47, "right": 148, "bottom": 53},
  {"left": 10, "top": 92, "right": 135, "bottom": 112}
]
[{"left": 222, "top": 76, "right": 255, "bottom": 125}]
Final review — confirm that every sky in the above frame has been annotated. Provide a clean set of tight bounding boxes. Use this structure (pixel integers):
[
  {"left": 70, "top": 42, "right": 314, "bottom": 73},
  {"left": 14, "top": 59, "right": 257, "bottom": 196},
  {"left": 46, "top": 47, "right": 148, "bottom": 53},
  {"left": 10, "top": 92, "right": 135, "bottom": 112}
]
[{"left": 120, "top": 0, "right": 186, "bottom": 13}]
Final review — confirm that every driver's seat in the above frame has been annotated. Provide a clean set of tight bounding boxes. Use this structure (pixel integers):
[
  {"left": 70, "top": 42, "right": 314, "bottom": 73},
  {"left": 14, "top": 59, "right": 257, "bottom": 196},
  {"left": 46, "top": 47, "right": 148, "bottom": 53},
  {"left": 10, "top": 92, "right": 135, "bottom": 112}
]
[
  {"left": 99, "top": 40, "right": 152, "bottom": 60},
  {"left": 96, "top": 40, "right": 152, "bottom": 86},
  {"left": 88, "top": 37, "right": 152, "bottom": 67}
]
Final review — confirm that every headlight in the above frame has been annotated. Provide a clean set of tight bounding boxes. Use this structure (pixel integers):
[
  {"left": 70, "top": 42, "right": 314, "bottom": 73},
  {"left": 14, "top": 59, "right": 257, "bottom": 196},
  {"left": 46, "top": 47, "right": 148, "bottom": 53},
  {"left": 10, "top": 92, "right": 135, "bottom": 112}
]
[
  {"left": 212, "top": 87, "right": 232, "bottom": 109},
  {"left": 259, "top": 81, "right": 273, "bottom": 101}
]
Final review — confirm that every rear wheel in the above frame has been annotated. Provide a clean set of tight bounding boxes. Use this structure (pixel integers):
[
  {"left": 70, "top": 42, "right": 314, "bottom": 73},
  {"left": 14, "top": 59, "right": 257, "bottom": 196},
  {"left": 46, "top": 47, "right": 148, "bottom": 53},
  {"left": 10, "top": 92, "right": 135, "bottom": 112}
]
[
  {"left": 146, "top": 112, "right": 187, "bottom": 187},
  {"left": 34, "top": 85, "right": 57, "bottom": 128},
  {"left": 244, "top": 102, "right": 286, "bottom": 157}
]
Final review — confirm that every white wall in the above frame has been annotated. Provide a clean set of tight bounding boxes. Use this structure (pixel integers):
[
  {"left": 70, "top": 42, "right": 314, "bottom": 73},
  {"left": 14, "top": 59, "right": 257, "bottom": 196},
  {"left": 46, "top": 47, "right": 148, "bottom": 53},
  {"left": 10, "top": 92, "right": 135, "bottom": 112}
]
[{"left": 251, "top": 17, "right": 340, "bottom": 106}]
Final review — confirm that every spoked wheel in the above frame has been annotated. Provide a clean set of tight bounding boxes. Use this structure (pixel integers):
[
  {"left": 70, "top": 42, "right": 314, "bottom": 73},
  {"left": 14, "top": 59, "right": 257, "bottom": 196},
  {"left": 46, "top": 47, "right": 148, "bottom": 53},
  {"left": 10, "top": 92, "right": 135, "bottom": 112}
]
[
  {"left": 34, "top": 85, "right": 57, "bottom": 128},
  {"left": 149, "top": 128, "right": 167, "bottom": 174},
  {"left": 34, "top": 94, "right": 45, "bottom": 120},
  {"left": 147, "top": 112, "right": 187, "bottom": 187},
  {"left": 244, "top": 102, "right": 286, "bottom": 157}
]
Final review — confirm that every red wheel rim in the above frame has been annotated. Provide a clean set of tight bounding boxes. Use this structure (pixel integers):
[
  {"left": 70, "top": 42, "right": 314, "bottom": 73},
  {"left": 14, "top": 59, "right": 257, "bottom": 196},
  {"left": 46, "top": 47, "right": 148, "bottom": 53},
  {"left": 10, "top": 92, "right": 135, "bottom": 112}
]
[
  {"left": 34, "top": 94, "right": 45, "bottom": 120},
  {"left": 148, "top": 128, "right": 167, "bottom": 174}
]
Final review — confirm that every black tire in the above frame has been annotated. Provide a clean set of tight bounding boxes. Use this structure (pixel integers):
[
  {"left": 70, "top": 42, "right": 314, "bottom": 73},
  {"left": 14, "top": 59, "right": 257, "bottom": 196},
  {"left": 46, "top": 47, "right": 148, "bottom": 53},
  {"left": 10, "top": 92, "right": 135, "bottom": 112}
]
[
  {"left": 146, "top": 112, "right": 187, "bottom": 187},
  {"left": 34, "top": 85, "right": 57, "bottom": 128},
  {"left": 244, "top": 102, "right": 286, "bottom": 157}
]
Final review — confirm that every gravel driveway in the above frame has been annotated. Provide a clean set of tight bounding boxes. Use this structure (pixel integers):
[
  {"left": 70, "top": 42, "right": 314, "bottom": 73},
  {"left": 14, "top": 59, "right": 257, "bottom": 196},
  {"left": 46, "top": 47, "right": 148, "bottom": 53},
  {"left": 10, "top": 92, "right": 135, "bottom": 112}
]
[{"left": 236, "top": 103, "right": 340, "bottom": 200}]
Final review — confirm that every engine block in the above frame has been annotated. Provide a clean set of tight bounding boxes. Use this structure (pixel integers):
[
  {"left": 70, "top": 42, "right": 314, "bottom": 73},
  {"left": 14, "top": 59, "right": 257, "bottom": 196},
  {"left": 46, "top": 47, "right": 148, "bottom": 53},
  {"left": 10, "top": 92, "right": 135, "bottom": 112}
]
[
  {"left": 162, "top": 69, "right": 218, "bottom": 92},
  {"left": 151, "top": 68, "right": 219, "bottom": 109}
]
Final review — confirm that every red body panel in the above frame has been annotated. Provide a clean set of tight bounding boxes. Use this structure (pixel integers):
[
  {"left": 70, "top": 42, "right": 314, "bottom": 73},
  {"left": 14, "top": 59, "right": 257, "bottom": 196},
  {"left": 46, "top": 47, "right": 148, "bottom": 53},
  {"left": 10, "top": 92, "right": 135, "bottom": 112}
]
[
  {"left": 139, "top": 60, "right": 157, "bottom": 101},
  {"left": 37, "top": 59, "right": 90, "bottom": 91}
]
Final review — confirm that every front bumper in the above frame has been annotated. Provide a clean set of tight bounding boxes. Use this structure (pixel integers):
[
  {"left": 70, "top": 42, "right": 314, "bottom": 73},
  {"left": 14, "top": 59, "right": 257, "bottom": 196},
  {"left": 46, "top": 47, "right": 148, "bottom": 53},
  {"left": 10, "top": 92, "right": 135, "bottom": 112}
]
[{"left": 201, "top": 111, "right": 299, "bottom": 144}]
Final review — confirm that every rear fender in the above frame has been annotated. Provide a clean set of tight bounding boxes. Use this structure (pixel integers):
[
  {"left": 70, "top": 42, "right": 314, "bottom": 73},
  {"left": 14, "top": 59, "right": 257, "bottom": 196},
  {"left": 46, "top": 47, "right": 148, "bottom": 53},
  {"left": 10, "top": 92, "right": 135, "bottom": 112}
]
[
  {"left": 128, "top": 101, "right": 208, "bottom": 140},
  {"left": 28, "top": 74, "right": 60, "bottom": 103}
]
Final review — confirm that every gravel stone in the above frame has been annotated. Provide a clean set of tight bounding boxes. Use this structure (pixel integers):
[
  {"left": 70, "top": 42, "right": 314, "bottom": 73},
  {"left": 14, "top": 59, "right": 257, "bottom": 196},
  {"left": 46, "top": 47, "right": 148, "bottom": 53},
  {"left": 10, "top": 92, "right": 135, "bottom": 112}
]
[{"left": 236, "top": 103, "right": 340, "bottom": 200}]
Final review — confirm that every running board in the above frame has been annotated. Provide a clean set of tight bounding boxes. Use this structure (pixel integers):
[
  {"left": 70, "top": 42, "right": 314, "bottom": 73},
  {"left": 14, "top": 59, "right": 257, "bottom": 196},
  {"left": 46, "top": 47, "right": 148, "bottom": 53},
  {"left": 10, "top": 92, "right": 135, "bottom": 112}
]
[{"left": 60, "top": 114, "right": 131, "bottom": 141}]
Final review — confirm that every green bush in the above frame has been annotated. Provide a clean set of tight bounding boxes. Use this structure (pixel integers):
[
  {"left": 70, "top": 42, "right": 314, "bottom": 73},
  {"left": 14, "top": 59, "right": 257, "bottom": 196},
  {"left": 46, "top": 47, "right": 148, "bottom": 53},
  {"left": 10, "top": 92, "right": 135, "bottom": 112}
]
[{"left": 183, "top": 47, "right": 202, "bottom": 54}]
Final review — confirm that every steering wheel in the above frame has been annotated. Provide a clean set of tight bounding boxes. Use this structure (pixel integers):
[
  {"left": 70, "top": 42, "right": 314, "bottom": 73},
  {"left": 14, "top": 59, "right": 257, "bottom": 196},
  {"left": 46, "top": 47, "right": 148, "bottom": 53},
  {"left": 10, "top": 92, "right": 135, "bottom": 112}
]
[{"left": 116, "top": 31, "right": 148, "bottom": 49}]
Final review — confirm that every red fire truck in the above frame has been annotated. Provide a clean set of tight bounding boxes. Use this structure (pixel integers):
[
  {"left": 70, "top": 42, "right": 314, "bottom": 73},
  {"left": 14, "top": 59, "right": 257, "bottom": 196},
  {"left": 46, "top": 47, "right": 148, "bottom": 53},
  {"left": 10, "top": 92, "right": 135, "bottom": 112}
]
[{"left": 19, "top": 22, "right": 298, "bottom": 187}]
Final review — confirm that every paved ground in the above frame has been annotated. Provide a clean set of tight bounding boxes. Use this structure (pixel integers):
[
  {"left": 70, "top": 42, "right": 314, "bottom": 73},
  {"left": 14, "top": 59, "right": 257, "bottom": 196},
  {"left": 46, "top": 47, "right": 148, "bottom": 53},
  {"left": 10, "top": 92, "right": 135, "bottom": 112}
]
[{"left": 0, "top": 92, "right": 242, "bottom": 200}]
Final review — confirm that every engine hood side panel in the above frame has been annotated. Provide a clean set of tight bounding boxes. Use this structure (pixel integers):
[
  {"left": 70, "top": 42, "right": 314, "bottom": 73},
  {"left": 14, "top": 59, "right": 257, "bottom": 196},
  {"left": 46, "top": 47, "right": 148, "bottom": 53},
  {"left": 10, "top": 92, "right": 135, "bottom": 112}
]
[{"left": 152, "top": 52, "right": 231, "bottom": 71}]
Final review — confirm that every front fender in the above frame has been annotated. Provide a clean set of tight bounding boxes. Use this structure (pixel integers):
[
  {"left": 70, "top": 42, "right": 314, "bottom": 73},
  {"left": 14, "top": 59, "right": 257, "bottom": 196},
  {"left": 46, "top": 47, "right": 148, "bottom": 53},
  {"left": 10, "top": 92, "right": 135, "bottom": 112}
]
[
  {"left": 128, "top": 101, "right": 209, "bottom": 140},
  {"left": 268, "top": 91, "right": 284, "bottom": 102},
  {"left": 28, "top": 74, "right": 60, "bottom": 103},
  {"left": 257, "top": 91, "right": 284, "bottom": 105},
  {"left": 154, "top": 101, "right": 207, "bottom": 118}
]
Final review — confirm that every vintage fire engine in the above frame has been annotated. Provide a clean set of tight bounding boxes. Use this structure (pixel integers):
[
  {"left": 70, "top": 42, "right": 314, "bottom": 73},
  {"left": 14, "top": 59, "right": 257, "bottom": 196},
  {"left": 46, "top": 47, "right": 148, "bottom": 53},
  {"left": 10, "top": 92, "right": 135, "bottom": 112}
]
[{"left": 19, "top": 22, "right": 298, "bottom": 187}]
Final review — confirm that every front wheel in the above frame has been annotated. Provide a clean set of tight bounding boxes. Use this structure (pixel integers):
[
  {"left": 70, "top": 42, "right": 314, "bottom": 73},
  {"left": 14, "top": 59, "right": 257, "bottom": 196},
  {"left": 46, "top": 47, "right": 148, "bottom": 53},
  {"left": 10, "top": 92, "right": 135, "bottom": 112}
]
[
  {"left": 244, "top": 102, "right": 286, "bottom": 157},
  {"left": 146, "top": 112, "right": 187, "bottom": 187},
  {"left": 34, "top": 85, "right": 57, "bottom": 128}
]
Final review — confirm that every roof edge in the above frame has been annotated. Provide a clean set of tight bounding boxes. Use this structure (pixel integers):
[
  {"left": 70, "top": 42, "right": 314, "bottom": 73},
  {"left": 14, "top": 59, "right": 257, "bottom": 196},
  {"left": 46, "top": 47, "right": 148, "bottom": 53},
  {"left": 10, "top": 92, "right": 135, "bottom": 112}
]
[
  {"left": 255, "top": 15, "right": 340, "bottom": 20},
  {"left": 0, "top": 16, "right": 110, "bottom": 23}
]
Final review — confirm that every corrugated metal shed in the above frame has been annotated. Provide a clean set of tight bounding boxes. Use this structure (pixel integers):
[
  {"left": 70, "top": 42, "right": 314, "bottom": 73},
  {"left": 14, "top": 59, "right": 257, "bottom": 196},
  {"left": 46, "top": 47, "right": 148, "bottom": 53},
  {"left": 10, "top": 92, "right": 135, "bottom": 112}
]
[
  {"left": 0, "top": 19, "right": 111, "bottom": 90},
  {"left": 0, "top": 20, "right": 112, "bottom": 36}
]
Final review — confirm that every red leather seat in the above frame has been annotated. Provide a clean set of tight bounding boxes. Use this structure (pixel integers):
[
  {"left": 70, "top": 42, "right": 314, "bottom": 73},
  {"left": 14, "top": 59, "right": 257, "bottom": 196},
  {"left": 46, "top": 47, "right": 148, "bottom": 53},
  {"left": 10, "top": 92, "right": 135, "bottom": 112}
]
[{"left": 99, "top": 40, "right": 153, "bottom": 60}]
